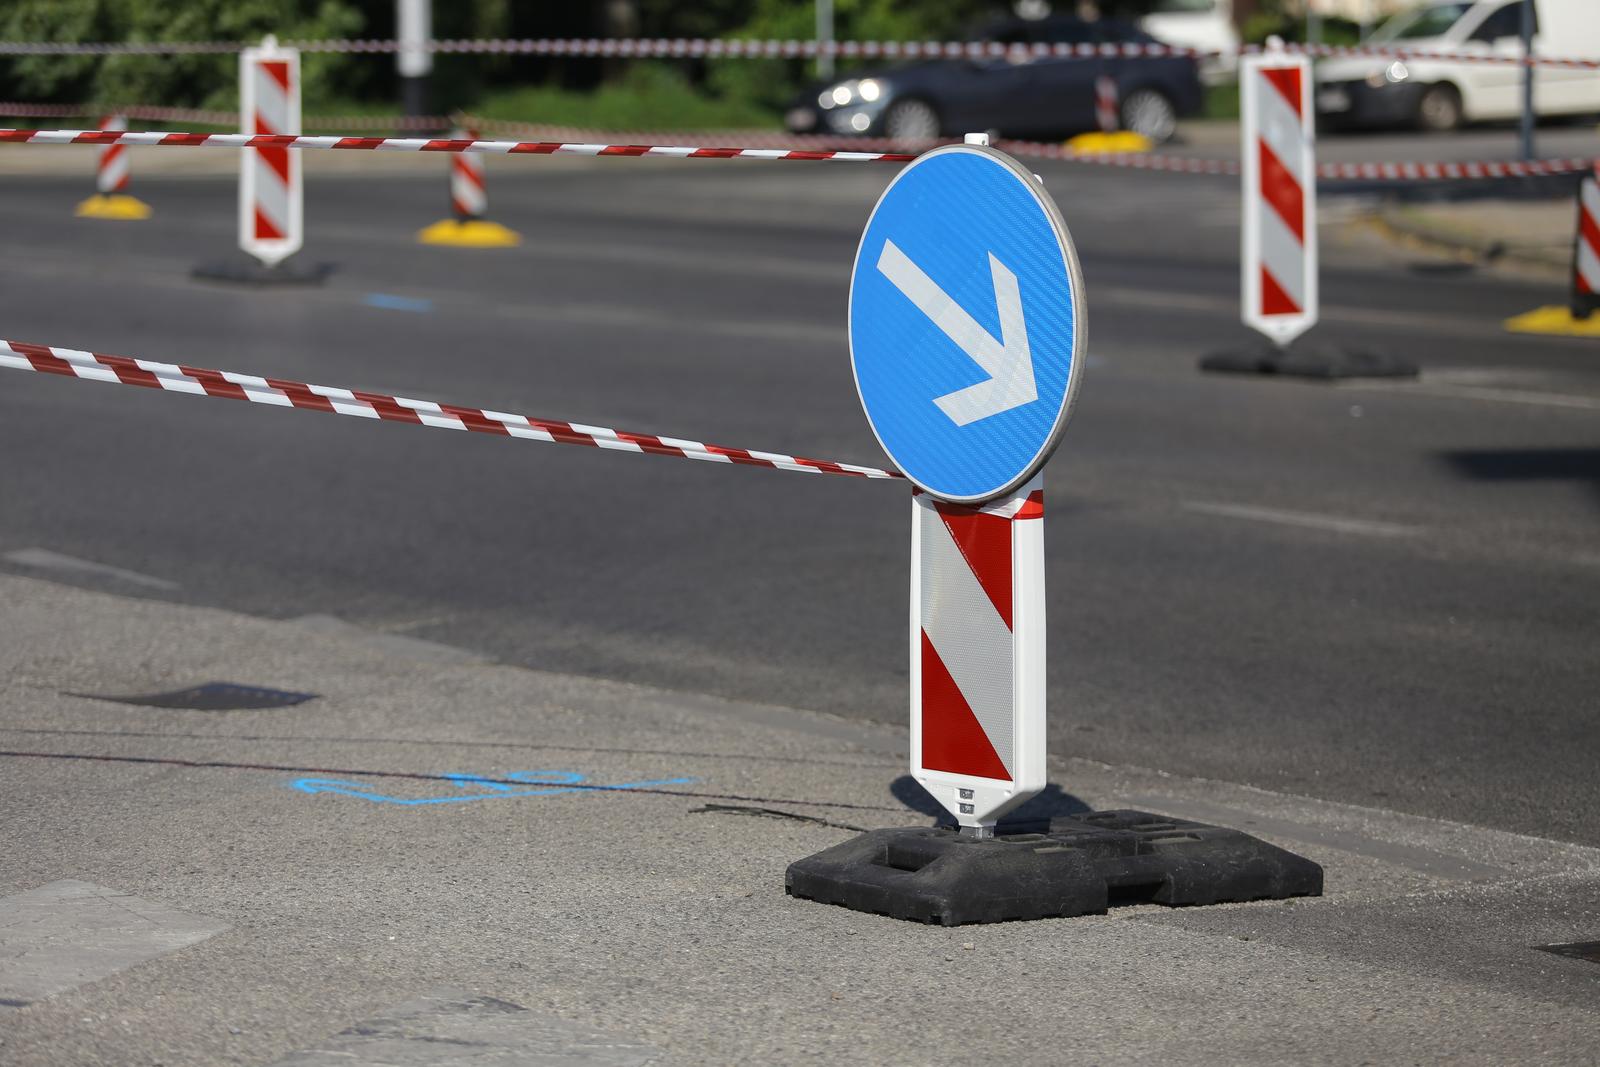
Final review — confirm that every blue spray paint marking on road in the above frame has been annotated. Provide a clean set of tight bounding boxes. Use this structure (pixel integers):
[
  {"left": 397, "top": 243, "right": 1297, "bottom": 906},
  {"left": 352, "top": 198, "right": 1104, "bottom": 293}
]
[
  {"left": 289, "top": 768, "right": 698, "bottom": 806},
  {"left": 362, "top": 293, "right": 435, "bottom": 313}
]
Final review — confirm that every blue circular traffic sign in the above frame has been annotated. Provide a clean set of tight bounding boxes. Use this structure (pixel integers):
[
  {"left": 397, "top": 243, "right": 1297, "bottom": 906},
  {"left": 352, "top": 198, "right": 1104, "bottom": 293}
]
[{"left": 849, "top": 144, "right": 1085, "bottom": 504}]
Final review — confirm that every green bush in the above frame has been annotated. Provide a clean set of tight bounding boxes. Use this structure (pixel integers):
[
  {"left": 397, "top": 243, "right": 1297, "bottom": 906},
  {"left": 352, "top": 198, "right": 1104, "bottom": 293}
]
[
  {"left": 0, "top": 0, "right": 364, "bottom": 109},
  {"left": 706, "top": 0, "right": 995, "bottom": 114},
  {"left": 474, "top": 63, "right": 777, "bottom": 130},
  {"left": 1241, "top": 14, "right": 1364, "bottom": 47}
]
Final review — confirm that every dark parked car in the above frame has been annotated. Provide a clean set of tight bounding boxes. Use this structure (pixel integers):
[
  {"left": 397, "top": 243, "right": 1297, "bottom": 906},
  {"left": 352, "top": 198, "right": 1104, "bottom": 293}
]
[{"left": 785, "top": 16, "right": 1204, "bottom": 143}]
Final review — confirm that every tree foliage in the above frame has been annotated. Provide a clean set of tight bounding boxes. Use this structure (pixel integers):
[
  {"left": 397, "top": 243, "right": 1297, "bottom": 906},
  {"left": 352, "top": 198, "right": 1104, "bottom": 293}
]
[
  {"left": 0, "top": 0, "right": 364, "bottom": 108},
  {"left": 706, "top": 0, "right": 1003, "bottom": 116},
  {"left": 0, "top": 0, "right": 1017, "bottom": 115}
]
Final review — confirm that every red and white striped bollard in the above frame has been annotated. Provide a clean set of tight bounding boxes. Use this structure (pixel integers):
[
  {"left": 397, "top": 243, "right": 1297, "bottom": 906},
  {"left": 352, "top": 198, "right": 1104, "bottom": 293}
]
[
  {"left": 1571, "top": 165, "right": 1600, "bottom": 319},
  {"left": 1095, "top": 75, "right": 1119, "bottom": 134},
  {"left": 1239, "top": 42, "right": 1317, "bottom": 348},
  {"left": 910, "top": 478, "right": 1047, "bottom": 832},
  {"left": 451, "top": 127, "right": 486, "bottom": 219},
  {"left": 418, "top": 125, "right": 521, "bottom": 246},
  {"left": 239, "top": 36, "right": 303, "bottom": 267},
  {"left": 74, "top": 113, "right": 150, "bottom": 219}
]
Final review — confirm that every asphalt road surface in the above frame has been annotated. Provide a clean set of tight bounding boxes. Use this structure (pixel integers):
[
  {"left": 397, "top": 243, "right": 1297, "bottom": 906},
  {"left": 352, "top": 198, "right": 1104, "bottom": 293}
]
[{"left": 1, "top": 130, "right": 1597, "bottom": 854}]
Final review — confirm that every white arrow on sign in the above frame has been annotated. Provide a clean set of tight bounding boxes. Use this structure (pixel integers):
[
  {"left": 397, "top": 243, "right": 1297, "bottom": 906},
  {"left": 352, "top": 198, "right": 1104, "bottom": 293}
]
[{"left": 877, "top": 239, "right": 1037, "bottom": 427}]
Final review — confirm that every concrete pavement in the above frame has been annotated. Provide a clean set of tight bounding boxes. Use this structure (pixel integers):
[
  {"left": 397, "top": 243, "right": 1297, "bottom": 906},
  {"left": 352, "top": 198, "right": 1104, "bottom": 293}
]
[{"left": 3, "top": 572, "right": 1599, "bottom": 1065}]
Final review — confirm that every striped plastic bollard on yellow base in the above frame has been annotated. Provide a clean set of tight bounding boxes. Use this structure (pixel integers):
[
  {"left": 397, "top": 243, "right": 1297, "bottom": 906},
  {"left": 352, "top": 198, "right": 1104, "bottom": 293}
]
[
  {"left": 75, "top": 114, "right": 151, "bottom": 219},
  {"left": 1505, "top": 166, "right": 1600, "bottom": 338},
  {"left": 418, "top": 128, "right": 521, "bottom": 247}
]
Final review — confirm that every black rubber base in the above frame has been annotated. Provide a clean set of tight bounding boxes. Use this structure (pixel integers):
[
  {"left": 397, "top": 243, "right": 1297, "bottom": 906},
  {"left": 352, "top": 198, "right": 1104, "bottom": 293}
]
[
  {"left": 191, "top": 257, "right": 333, "bottom": 286},
  {"left": 786, "top": 810, "right": 1323, "bottom": 926},
  {"left": 1200, "top": 342, "right": 1417, "bottom": 380}
]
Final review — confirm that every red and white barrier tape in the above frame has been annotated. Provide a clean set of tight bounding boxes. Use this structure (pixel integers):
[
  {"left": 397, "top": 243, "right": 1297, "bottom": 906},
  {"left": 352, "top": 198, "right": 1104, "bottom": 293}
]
[
  {"left": 0, "top": 104, "right": 913, "bottom": 145},
  {"left": 0, "top": 127, "right": 917, "bottom": 163},
  {"left": 1003, "top": 141, "right": 1600, "bottom": 181},
  {"left": 0, "top": 340, "right": 902, "bottom": 483},
  {"left": 6, "top": 124, "right": 1593, "bottom": 182},
  {"left": 1000, "top": 140, "right": 1240, "bottom": 174},
  {"left": 0, "top": 37, "right": 1596, "bottom": 68},
  {"left": 460, "top": 115, "right": 935, "bottom": 154},
  {"left": 0, "top": 103, "right": 464, "bottom": 130},
  {"left": 1315, "top": 158, "right": 1599, "bottom": 180}
]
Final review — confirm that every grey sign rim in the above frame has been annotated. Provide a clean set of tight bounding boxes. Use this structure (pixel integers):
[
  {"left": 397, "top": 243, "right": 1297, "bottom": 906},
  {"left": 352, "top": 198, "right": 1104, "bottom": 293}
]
[{"left": 848, "top": 142, "right": 1087, "bottom": 505}]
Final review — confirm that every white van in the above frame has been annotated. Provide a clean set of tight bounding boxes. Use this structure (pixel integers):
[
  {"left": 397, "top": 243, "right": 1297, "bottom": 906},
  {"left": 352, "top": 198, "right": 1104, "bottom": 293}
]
[{"left": 1315, "top": 0, "right": 1600, "bottom": 131}]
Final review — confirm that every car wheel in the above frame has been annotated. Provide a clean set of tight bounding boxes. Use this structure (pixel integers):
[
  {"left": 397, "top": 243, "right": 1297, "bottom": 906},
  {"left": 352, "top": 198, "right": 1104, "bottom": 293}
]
[
  {"left": 1119, "top": 88, "right": 1178, "bottom": 143},
  {"left": 883, "top": 98, "right": 940, "bottom": 142},
  {"left": 1416, "top": 83, "right": 1462, "bottom": 133}
]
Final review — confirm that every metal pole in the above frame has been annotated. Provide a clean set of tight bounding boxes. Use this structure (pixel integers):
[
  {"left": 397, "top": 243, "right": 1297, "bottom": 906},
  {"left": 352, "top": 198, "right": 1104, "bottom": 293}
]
[
  {"left": 816, "top": 0, "right": 834, "bottom": 81},
  {"left": 397, "top": 0, "right": 432, "bottom": 119},
  {"left": 1519, "top": 0, "right": 1535, "bottom": 161}
]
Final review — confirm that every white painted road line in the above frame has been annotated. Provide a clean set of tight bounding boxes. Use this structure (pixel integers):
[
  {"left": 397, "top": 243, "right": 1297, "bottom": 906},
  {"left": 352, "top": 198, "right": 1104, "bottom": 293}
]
[
  {"left": 3, "top": 547, "right": 178, "bottom": 590},
  {"left": 1182, "top": 500, "right": 1425, "bottom": 539},
  {"left": 1343, "top": 379, "right": 1600, "bottom": 413},
  {"left": 0, "top": 880, "right": 227, "bottom": 1008},
  {"left": 1093, "top": 284, "right": 1515, "bottom": 341}
]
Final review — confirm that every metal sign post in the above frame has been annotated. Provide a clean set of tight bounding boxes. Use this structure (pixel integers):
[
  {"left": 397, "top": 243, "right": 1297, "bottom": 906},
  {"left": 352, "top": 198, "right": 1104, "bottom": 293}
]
[
  {"left": 788, "top": 135, "right": 1324, "bottom": 924},
  {"left": 848, "top": 137, "right": 1084, "bottom": 834},
  {"left": 239, "top": 36, "right": 303, "bottom": 268},
  {"left": 1240, "top": 43, "right": 1317, "bottom": 348}
]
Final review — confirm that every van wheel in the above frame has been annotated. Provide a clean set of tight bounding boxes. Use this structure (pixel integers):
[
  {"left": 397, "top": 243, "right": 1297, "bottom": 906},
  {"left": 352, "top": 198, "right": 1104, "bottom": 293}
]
[
  {"left": 1120, "top": 88, "right": 1178, "bottom": 143},
  {"left": 883, "top": 98, "right": 941, "bottom": 142},
  {"left": 1416, "top": 83, "right": 1462, "bottom": 133}
]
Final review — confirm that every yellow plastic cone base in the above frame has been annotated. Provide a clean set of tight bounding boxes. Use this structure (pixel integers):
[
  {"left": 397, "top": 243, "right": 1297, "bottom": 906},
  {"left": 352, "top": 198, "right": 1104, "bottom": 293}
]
[
  {"left": 75, "top": 193, "right": 152, "bottom": 220},
  {"left": 1503, "top": 305, "right": 1600, "bottom": 337},
  {"left": 417, "top": 218, "right": 522, "bottom": 247},
  {"left": 1065, "top": 131, "right": 1154, "bottom": 154}
]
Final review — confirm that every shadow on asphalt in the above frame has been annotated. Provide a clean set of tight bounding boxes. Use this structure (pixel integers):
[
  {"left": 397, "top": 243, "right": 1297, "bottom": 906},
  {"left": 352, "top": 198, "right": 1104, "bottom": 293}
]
[{"left": 1440, "top": 447, "right": 1600, "bottom": 501}]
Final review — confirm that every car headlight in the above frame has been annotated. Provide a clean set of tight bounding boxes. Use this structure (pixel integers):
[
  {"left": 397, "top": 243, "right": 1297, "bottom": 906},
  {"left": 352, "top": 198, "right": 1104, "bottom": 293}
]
[
  {"left": 821, "top": 83, "right": 854, "bottom": 108},
  {"left": 1384, "top": 60, "right": 1409, "bottom": 83},
  {"left": 819, "top": 79, "right": 887, "bottom": 110}
]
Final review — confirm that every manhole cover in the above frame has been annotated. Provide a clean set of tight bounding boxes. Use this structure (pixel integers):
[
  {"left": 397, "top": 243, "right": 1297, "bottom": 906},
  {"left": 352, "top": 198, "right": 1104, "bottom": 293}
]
[
  {"left": 1536, "top": 942, "right": 1600, "bottom": 965},
  {"left": 75, "top": 682, "right": 317, "bottom": 711}
]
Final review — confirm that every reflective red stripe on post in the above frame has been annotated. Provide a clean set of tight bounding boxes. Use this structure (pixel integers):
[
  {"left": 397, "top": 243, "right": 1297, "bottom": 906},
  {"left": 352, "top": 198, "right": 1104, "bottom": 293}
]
[
  {"left": 910, "top": 480, "right": 1047, "bottom": 830},
  {"left": 450, "top": 127, "right": 486, "bottom": 219},
  {"left": 95, "top": 113, "right": 129, "bottom": 192},
  {"left": 239, "top": 38, "right": 303, "bottom": 266},
  {"left": 1573, "top": 167, "right": 1600, "bottom": 316},
  {"left": 1240, "top": 47, "right": 1317, "bottom": 347}
]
